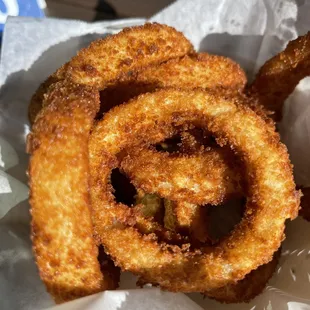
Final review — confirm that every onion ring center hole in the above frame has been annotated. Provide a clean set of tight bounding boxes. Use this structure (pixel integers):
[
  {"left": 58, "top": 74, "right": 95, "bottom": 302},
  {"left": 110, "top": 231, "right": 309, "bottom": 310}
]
[
  {"left": 207, "top": 197, "right": 246, "bottom": 242},
  {"left": 110, "top": 169, "right": 165, "bottom": 225},
  {"left": 111, "top": 168, "right": 137, "bottom": 206}
]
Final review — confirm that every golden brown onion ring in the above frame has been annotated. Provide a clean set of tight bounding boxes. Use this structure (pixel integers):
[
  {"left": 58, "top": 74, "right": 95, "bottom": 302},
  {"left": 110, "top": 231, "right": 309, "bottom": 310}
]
[
  {"left": 89, "top": 89, "right": 299, "bottom": 291},
  {"left": 134, "top": 53, "right": 246, "bottom": 93},
  {"left": 27, "top": 82, "right": 107, "bottom": 303},
  {"left": 120, "top": 147, "right": 243, "bottom": 205},
  {"left": 29, "top": 49, "right": 249, "bottom": 231},
  {"left": 205, "top": 249, "right": 280, "bottom": 303},
  {"left": 28, "top": 23, "right": 194, "bottom": 124},
  {"left": 249, "top": 32, "right": 310, "bottom": 121},
  {"left": 59, "top": 23, "right": 195, "bottom": 89}
]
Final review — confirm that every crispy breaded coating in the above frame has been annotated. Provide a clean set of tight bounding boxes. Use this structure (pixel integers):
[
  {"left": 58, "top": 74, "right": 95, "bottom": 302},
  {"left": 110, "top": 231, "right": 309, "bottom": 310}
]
[
  {"left": 28, "top": 23, "right": 194, "bottom": 124},
  {"left": 249, "top": 32, "right": 310, "bottom": 121},
  {"left": 135, "top": 53, "right": 246, "bottom": 92},
  {"left": 28, "top": 75, "right": 61, "bottom": 125},
  {"left": 205, "top": 249, "right": 280, "bottom": 303},
  {"left": 97, "top": 53, "right": 247, "bottom": 119},
  {"left": 163, "top": 193, "right": 279, "bottom": 302},
  {"left": 133, "top": 205, "right": 186, "bottom": 244},
  {"left": 120, "top": 147, "right": 243, "bottom": 205},
  {"left": 179, "top": 128, "right": 213, "bottom": 153},
  {"left": 172, "top": 201, "right": 210, "bottom": 244},
  {"left": 60, "top": 23, "right": 194, "bottom": 88},
  {"left": 89, "top": 89, "right": 299, "bottom": 292},
  {"left": 28, "top": 82, "right": 112, "bottom": 303}
]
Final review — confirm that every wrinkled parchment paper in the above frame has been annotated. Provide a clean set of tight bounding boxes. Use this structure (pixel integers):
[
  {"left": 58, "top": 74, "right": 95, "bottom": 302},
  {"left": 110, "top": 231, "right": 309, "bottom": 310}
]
[{"left": 1, "top": 0, "right": 310, "bottom": 309}]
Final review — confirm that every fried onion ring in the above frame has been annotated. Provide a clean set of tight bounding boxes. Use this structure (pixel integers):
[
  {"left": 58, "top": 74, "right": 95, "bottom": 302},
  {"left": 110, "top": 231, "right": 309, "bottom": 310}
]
[
  {"left": 29, "top": 46, "right": 249, "bottom": 239},
  {"left": 27, "top": 82, "right": 107, "bottom": 303},
  {"left": 59, "top": 24, "right": 194, "bottom": 89},
  {"left": 249, "top": 32, "right": 310, "bottom": 121},
  {"left": 134, "top": 53, "right": 246, "bottom": 93},
  {"left": 120, "top": 146, "right": 243, "bottom": 205},
  {"left": 89, "top": 89, "right": 299, "bottom": 291},
  {"left": 28, "top": 23, "right": 194, "bottom": 124},
  {"left": 205, "top": 249, "right": 280, "bottom": 303}
]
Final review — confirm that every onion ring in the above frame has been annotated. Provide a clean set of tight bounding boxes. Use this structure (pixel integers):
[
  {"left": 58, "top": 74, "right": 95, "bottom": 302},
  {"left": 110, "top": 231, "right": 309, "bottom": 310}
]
[
  {"left": 29, "top": 52, "right": 245, "bottom": 125},
  {"left": 27, "top": 82, "right": 107, "bottom": 303},
  {"left": 249, "top": 32, "right": 310, "bottom": 121},
  {"left": 205, "top": 249, "right": 280, "bottom": 303},
  {"left": 58, "top": 23, "right": 194, "bottom": 89},
  {"left": 89, "top": 88, "right": 299, "bottom": 291},
  {"left": 120, "top": 146, "right": 243, "bottom": 205},
  {"left": 29, "top": 47, "right": 249, "bottom": 233},
  {"left": 28, "top": 23, "right": 194, "bottom": 124},
  {"left": 134, "top": 53, "right": 246, "bottom": 93}
]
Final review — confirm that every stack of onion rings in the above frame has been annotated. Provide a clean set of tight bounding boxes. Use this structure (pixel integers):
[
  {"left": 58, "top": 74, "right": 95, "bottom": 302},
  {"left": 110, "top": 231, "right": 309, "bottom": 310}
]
[{"left": 28, "top": 23, "right": 305, "bottom": 304}]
